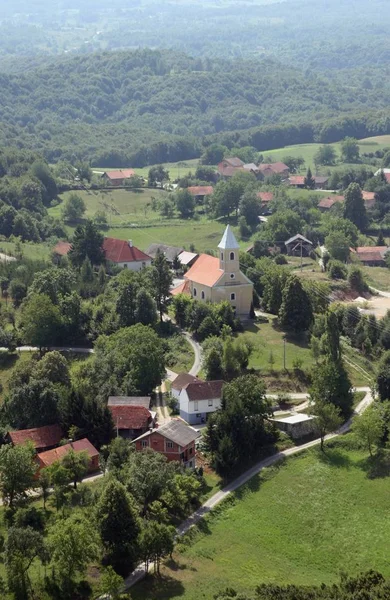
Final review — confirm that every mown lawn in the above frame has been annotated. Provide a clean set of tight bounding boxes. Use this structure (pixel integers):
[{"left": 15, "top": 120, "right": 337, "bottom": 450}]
[
  {"left": 363, "top": 266, "right": 390, "bottom": 292},
  {"left": 132, "top": 439, "right": 390, "bottom": 600},
  {"left": 0, "top": 240, "right": 51, "bottom": 261}
]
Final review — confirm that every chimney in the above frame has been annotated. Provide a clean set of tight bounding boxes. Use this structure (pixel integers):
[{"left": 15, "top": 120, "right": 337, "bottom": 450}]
[{"left": 128, "top": 240, "right": 133, "bottom": 248}]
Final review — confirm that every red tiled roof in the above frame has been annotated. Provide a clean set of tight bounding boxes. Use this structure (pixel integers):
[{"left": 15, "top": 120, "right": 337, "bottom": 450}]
[
  {"left": 172, "top": 373, "right": 203, "bottom": 391},
  {"left": 109, "top": 405, "right": 151, "bottom": 430},
  {"left": 187, "top": 186, "right": 214, "bottom": 196},
  {"left": 171, "top": 279, "right": 191, "bottom": 296},
  {"left": 218, "top": 165, "right": 241, "bottom": 177},
  {"left": 289, "top": 176, "right": 305, "bottom": 185},
  {"left": 185, "top": 380, "right": 224, "bottom": 401},
  {"left": 355, "top": 251, "right": 385, "bottom": 263},
  {"left": 37, "top": 438, "right": 98, "bottom": 468},
  {"left": 318, "top": 195, "right": 344, "bottom": 209},
  {"left": 221, "top": 157, "right": 245, "bottom": 168},
  {"left": 104, "top": 169, "right": 135, "bottom": 180},
  {"left": 103, "top": 237, "right": 151, "bottom": 264},
  {"left": 256, "top": 191, "right": 274, "bottom": 203},
  {"left": 8, "top": 424, "right": 63, "bottom": 450},
  {"left": 355, "top": 246, "right": 388, "bottom": 254},
  {"left": 362, "top": 191, "right": 375, "bottom": 201},
  {"left": 384, "top": 173, "right": 390, "bottom": 184},
  {"left": 53, "top": 241, "right": 71, "bottom": 256},
  {"left": 259, "top": 162, "right": 289, "bottom": 174},
  {"left": 185, "top": 253, "right": 223, "bottom": 287}
]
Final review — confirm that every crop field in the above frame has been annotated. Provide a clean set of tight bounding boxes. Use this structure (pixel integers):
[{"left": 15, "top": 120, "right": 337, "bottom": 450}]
[{"left": 132, "top": 439, "right": 390, "bottom": 600}]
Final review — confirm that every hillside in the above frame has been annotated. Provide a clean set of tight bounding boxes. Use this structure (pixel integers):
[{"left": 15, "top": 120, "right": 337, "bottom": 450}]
[{"left": 0, "top": 49, "right": 390, "bottom": 165}]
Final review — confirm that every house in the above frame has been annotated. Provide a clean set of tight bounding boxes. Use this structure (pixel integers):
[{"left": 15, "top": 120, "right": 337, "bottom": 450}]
[
  {"left": 272, "top": 414, "right": 317, "bottom": 440},
  {"left": 351, "top": 246, "right": 390, "bottom": 266},
  {"left": 362, "top": 191, "right": 376, "bottom": 210},
  {"left": 258, "top": 162, "right": 289, "bottom": 179},
  {"left": 145, "top": 243, "right": 184, "bottom": 264},
  {"left": 318, "top": 195, "right": 344, "bottom": 212},
  {"left": 288, "top": 175, "right": 329, "bottom": 189},
  {"left": 187, "top": 186, "right": 214, "bottom": 203},
  {"left": 103, "top": 238, "right": 152, "bottom": 270},
  {"left": 171, "top": 225, "right": 254, "bottom": 318},
  {"left": 217, "top": 157, "right": 244, "bottom": 178},
  {"left": 256, "top": 191, "right": 274, "bottom": 206},
  {"left": 178, "top": 251, "right": 198, "bottom": 268},
  {"left": 102, "top": 169, "right": 135, "bottom": 186},
  {"left": 285, "top": 234, "right": 313, "bottom": 257},
  {"left": 374, "top": 168, "right": 390, "bottom": 183},
  {"left": 108, "top": 396, "right": 151, "bottom": 409},
  {"left": 36, "top": 438, "right": 99, "bottom": 473},
  {"left": 53, "top": 237, "right": 151, "bottom": 270},
  {"left": 7, "top": 424, "right": 63, "bottom": 453},
  {"left": 178, "top": 380, "right": 224, "bottom": 425},
  {"left": 171, "top": 373, "right": 203, "bottom": 400},
  {"left": 109, "top": 405, "right": 156, "bottom": 439},
  {"left": 133, "top": 420, "right": 199, "bottom": 468}
]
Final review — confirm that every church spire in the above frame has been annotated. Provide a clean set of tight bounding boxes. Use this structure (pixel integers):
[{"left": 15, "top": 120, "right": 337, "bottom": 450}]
[{"left": 218, "top": 224, "right": 239, "bottom": 250}]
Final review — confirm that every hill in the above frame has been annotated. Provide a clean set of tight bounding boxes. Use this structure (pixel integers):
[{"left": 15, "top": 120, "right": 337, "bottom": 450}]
[{"left": 0, "top": 49, "right": 390, "bottom": 165}]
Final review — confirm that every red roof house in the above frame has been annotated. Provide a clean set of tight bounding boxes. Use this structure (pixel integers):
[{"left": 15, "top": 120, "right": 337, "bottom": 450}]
[
  {"left": 53, "top": 241, "right": 72, "bottom": 256},
  {"left": 217, "top": 157, "right": 245, "bottom": 178},
  {"left": 362, "top": 191, "right": 376, "bottom": 210},
  {"left": 102, "top": 238, "right": 152, "bottom": 269},
  {"left": 187, "top": 186, "right": 214, "bottom": 199},
  {"left": 109, "top": 405, "right": 156, "bottom": 439},
  {"left": 258, "top": 162, "right": 289, "bottom": 178},
  {"left": 318, "top": 195, "right": 344, "bottom": 211},
  {"left": 133, "top": 420, "right": 199, "bottom": 468},
  {"left": 7, "top": 424, "right": 63, "bottom": 452},
  {"left": 37, "top": 438, "right": 99, "bottom": 473},
  {"left": 289, "top": 175, "right": 329, "bottom": 189},
  {"left": 256, "top": 191, "right": 274, "bottom": 204},
  {"left": 102, "top": 169, "right": 136, "bottom": 186},
  {"left": 351, "top": 246, "right": 390, "bottom": 266}
]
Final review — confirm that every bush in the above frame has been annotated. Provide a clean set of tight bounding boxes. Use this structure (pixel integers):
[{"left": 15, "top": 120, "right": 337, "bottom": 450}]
[
  {"left": 14, "top": 506, "right": 46, "bottom": 531},
  {"left": 274, "top": 254, "right": 287, "bottom": 265},
  {"left": 328, "top": 260, "right": 348, "bottom": 280},
  {"left": 348, "top": 266, "right": 368, "bottom": 293}
]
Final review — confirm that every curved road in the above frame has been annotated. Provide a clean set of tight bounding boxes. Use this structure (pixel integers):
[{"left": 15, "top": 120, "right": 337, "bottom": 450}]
[
  {"left": 123, "top": 388, "right": 374, "bottom": 589},
  {"left": 185, "top": 332, "right": 202, "bottom": 377}
]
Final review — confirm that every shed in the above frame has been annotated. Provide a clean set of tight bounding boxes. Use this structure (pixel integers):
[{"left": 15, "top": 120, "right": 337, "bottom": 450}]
[
  {"left": 272, "top": 414, "right": 317, "bottom": 440},
  {"left": 285, "top": 234, "right": 313, "bottom": 257}
]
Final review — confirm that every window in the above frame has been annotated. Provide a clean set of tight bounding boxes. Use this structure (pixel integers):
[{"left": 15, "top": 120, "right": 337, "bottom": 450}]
[
  {"left": 230, "top": 293, "right": 236, "bottom": 301},
  {"left": 193, "top": 287, "right": 197, "bottom": 297},
  {"left": 189, "top": 447, "right": 193, "bottom": 454},
  {"left": 123, "top": 263, "right": 128, "bottom": 269},
  {"left": 194, "top": 401, "right": 199, "bottom": 411},
  {"left": 201, "top": 291, "right": 205, "bottom": 299},
  {"left": 141, "top": 440, "right": 148, "bottom": 448},
  {"left": 208, "top": 399, "right": 213, "bottom": 407},
  {"left": 221, "top": 252, "right": 224, "bottom": 261},
  {"left": 166, "top": 441, "right": 174, "bottom": 449},
  {"left": 230, "top": 273, "right": 235, "bottom": 279},
  {"left": 188, "top": 460, "right": 193, "bottom": 468},
  {"left": 230, "top": 252, "right": 235, "bottom": 260},
  {"left": 142, "top": 262, "right": 146, "bottom": 268}
]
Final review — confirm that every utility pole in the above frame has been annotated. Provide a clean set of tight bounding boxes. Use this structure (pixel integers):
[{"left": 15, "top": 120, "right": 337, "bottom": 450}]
[
  {"left": 300, "top": 239, "right": 303, "bottom": 272},
  {"left": 283, "top": 335, "right": 286, "bottom": 370}
]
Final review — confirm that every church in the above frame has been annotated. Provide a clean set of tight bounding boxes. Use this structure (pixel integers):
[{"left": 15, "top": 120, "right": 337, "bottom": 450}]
[{"left": 172, "top": 225, "right": 254, "bottom": 318}]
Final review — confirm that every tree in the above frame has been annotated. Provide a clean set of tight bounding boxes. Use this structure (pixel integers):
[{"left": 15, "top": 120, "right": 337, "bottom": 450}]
[
  {"left": 61, "top": 449, "right": 89, "bottom": 489},
  {"left": 203, "top": 346, "right": 224, "bottom": 380},
  {"left": 150, "top": 249, "right": 173, "bottom": 321},
  {"left": 139, "top": 521, "right": 175, "bottom": 574},
  {"left": 278, "top": 276, "right": 313, "bottom": 333},
  {"left": 304, "top": 167, "right": 315, "bottom": 190},
  {"left": 176, "top": 189, "right": 195, "bottom": 218},
  {"left": 325, "top": 231, "right": 350, "bottom": 262},
  {"left": 69, "top": 220, "right": 105, "bottom": 267},
  {"left": 5, "top": 526, "right": 46, "bottom": 600},
  {"left": 311, "top": 400, "right": 342, "bottom": 452},
  {"left": 0, "top": 443, "right": 37, "bottom": 508},
  {"left": 377, "top": 352, "right": 390, "bottom": 402},
  {"left": 344, "top": 183, "right": 367, "bottom": 230},
  {"left": 376, "top": 230, "right": 385, "bottom": 246},
  {"left": 348, "top": 266, "right": 367, "bottom": 293},
  {"left": 135, "top": 289, "right": 157, "bottom": 326},
  {"left": 239, "top": 190, "right": 261, "bottom": 230},
  {"left": 75, "top": 161, "right": 92, "bottom": 182},
  {"left": 314, "top": 145, "right": 337, "bottom": 166},
  {"left": 116, "top": 282, "right": 137, "bottom": 327},
  {"left": 148, "top": 165, "right": 169, "bottom": 187},
  {"left": 341, "top": 137, "right": 360, "bottom": 163},
  {"left": 310, "top": 358, "right": 353, "bottom": 418},
  {"left": 281, "top": 156, "right": 305, "bottom": 173},
  {"left": 352, "top": 406, "right": 384, "bottom": 457},
  {"left": 96, "top": 479, "right": 141, "bottom": 572},
  {"left": 201, "top": 144, "right": 227, "bottom": 165},
  {"left": 48, "top": 513, "right": 99, "bottom": 588},
  {"left": 98, "top": 567, "right": 124, "bottom": 600},
  {"left": 322, "top": 311, "right": 341, "bottom": 362},
  {"left": 39, "top": 469, "right": 51, "bottom": 510},
  {"left": 33, "top": 350, "right": 71, "bottom": 386},
  {"left": 9, "top": 280, "right": 27, "bottom": 308},
  {"left": 21, "top": 293, "right": 62, "bottom": 351},
  {"left": 48, "top": 462, "right": 70, "bottom": 512},
  {"left": 62, "top": 193, "right": 86, "bottom": 221}
]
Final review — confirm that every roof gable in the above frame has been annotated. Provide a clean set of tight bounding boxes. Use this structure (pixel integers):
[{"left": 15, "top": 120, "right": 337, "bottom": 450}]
[
  {"left": 109, "top": 405, "right": 152, "bottom": 430},
  {"left": 184, "top": 254, "right": 223, "bottom": 287},
  {"left": 105, "top": 169, "right": 135, "bottom": 180},
  {"left": 103, "top": 237, "right": 151, "bottom": 263},
  {"left": 185, "top": 380, "right": 224, "bottom": 401},
  {"left": 172, "top": 373, "right": 203, "bottom": 391},
  {"left": 9, "top": 424, "right": 63, "bottom": 450},
  {"left": 38, "top": 438, "right": 98, "bottom": 467}
]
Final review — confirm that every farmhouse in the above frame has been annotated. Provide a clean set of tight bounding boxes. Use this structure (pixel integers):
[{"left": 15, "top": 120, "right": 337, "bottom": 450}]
[
  {"left": 178, "top": 251, "right": 198, "bottom": 268},
  {"left": 217, "top": 157, "right": 244, "bottom": 178},
  {"left": 171, "top": 225, "right": 254, "bottom": 318},
  {"left": 256, "top": 191, "right": 274, "bottom": 206},
  {"left": 146, "top": 243, "right": 184, "bottom": 263},
  {"left": 101, "top": 169, "right": 135, "bottom": 186},
  {"left": 374, "top": 168, "right": 390, "bottom": 183},
  {"left": 53, "top": 237, "right": 151, "bottom": 270},
  {"left": 258, "top": 162, "right": 289, "bottom": 179},
  {"left": 187, "top": 186, "right": 214, "bottom": 202},
  {"left": 7, "top": 424, "right": 63, "bottom": 453},
  {"left": 178, "top": 379, "right": 224, "bottom": 425},
  {"left": 109, "top": 405, "right": 156, "bottom": 439},
  {"left": 351, "top": 246, "right": 390, "bottom": 266},
  {"left": 133, "top": 420, "right": 199, "bottom": 468},
  {"left": 318, "top": 195, "right": 344, "bottom": 211},
  {"left": 362, "top": 191, "right": 376, "bottom": 210},
  {"left": 37, "top": 438, "right": 99, "bottom": 473},
  {"left": 285, "top": 234, "right": 313, "bottom": 257},
  {"left": 289, "top": 175, "right": 329, "bottom": 189},
  {"left": 108, "top": 396, "right": 151, "bottom": 409}
]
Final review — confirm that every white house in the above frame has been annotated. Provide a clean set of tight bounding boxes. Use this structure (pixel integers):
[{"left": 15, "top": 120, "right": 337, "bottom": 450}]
[
  {"left": 178, "top": 380, "right": 224, "bottom": 425},
  {"left": 103, "top": 238, "right": 152, "bottom": 270}
]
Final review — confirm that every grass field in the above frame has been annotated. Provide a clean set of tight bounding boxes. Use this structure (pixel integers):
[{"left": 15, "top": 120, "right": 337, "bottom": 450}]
[
  {"left": 0, "top": 240, "right": 51, "bottom": 261},
  {"left": 132, "top": 439, "right": 390, "bottom": 600},
  {"left": 363, "top": 266, "right": 390, "bottom": 292},
  {"left": 94, "top": 159, "right": 200, "bottom": 181}
]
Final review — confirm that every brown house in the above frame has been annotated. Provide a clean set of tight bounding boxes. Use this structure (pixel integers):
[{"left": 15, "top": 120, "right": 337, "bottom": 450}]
[
  {"left": 36, "top": 438, "right": 99, "bottom": 473},
  {"left": 217, "top": 157, "right": 245, "bottom": 178},
  {"left": 133, "top": 420, "right": 200, "bottom": 468},
  {"left": 109, "top": 404, "right": 156, "bottom": 439},
  {"left": 187, "top": 186, "right": 214, "bottom": 202},
  {"left": 289, "top": 175, "right": 329, "bottom": 189},
  {"left": 285, "top": 234, "right": 313, "bottom": 257},
  {"left": 102, "top": 169, "right": 136, "bottom": 186},
  {"left": 258, "top": 162, "right": 289, "bottom": 179},
  {"left": 7, "top": 424, "right": 63, "bottom": 453},
  {"left": 351, "top": 246, "right": 390, "bottom": 266}
]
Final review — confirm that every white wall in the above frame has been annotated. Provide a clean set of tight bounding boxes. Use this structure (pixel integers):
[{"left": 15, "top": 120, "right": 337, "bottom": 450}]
[
  {"left": 117, "top": 260, "right": 152, "bottom": 271},
  {"left": 179, "top": 389, "right": 221, "bottom": 416}
]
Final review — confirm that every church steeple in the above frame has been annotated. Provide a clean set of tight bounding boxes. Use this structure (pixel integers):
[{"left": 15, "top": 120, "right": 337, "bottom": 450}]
[{"left": 218, "top": 225, "right": 240, "bottom": 273}]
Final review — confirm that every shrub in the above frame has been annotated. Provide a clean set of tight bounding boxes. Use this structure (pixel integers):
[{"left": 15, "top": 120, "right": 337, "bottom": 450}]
[
  {"left": 348, "top": 266, "right": 368, "bottom": 293},
  {"left": 274, "top": 254, "right": 287, "bottom": 265},
  {"left": 328, "top": 260, "right": 348, "bottom": 280}
]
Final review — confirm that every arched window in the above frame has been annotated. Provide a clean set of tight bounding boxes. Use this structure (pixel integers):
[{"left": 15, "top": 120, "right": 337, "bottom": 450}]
[
  {"left": 201, "top": 291, "right": 205, "bottom": 299},
  {"left": 230, "top": 252, "right": 235, "bottom": 261},
  {"left": 230, "top": 273, "right": 235, "bottom": 279},
  {"left": 193, "top": 288, "right": 197, "bottom": 297},
  {"left": 220, "top": 252, "right": 224, "bottom": 261},
  {"left": 230, "top": 293, "right": 236, "bottom": 301}
]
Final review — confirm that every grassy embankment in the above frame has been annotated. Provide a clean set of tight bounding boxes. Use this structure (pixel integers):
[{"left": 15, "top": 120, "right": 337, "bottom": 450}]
[{"left": 132, "top": 437, "right": 390, "bottom": 600}]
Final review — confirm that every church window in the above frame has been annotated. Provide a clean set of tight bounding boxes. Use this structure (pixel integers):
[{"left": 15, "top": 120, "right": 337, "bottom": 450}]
[
  {"left": 201, "top": 291, "right": 205, "bottom": 299},
  {"left": 231, "top": 293, "right": 236, "bottom": 301},
  {"left": 193, "top": 288, "right": 197, "bottom": 297},
  {"left": 230, "top": 273, "right": 235, "bottom": 279},
  {"left": 221, "top": 252, "right": 224, "bottom": 261},
  {"left": 230, "top": 252, "right": 235, "bottom": 260}
]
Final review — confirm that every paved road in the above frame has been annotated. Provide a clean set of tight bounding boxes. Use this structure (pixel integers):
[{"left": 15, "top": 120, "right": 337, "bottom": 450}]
[
  {"left": 184, "top": 333, "right": 202, "bottom": 377},
  {"left": 0, "top": 345, "right": 94, "bottom": 354},
  {"left": 271, "top": 387, "right": 370, "bottom": 416},
  {"left": 122, "top": 388, "right": 374, "bottom": 590}
]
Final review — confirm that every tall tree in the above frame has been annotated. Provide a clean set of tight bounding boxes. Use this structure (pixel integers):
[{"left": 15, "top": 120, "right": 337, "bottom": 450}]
[
  {"left": 341, "top": 137, "right": 360, "bottom": 163},
  {"left": 352, "top": 406, "right": 384, "bottom": 457},
  {"left": 150, "top": 250, "right": 173, "bottom": 321},
  {"left": 135, "top": 289, "right": 157, "bottom": 326},
  {"left": 96, "top": 479, "right": 141, "bottom": 572},
  {"left": 239, "top": 190, "right": 262, "bottom": 230},
  {"left": 304, "top": 167, "right": 315, "bottom": 189},
  {"left": 344, "top": 183, "right": 367, "bottom": 230},
  {"left": 310, "top": 358, "right": 353, "bottom": 418},
  {"left": 5, "top": 526, "right": 46, "bottom": 600},
  {"left": 311, "top": 400, "right": 342, "bottom": 452},
  {"left": 22, "top": 293, "right": 62, "bottom": 351},
  {"left": 278, "top": 276, "right": 313, "bottom": 333},
  {"left": 61, "top": 449, "right": 89, "bottom": 489},
  {"left": 62, "top": 193, "right": 86, "bottom": 221},
  {"left": 176, "top": 189, "right": 195, "bottom": 218},
  {"left": 0, "top": 443, "right": 37, "bottom": 508},
  {"left": 116, "top": 282, "right": 137, "bottom": 327},
  {"left": 69, "top": 220, "right": 105, "bottom": 267}
]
